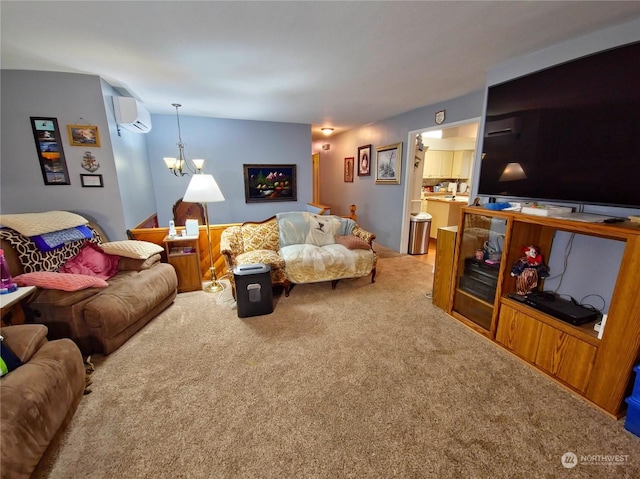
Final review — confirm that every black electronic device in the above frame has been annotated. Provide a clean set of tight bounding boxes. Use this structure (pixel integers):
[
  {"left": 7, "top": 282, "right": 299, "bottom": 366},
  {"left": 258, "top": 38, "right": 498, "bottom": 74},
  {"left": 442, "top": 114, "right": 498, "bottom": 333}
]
[
  {"left": 460, "top": 276, "right": 496, "bottom": 304},
  {"left": 478, "top": 41, "right": 640, "bottom": 209},
  {"left": 464, "top": 258, "right": 499, "bottom": 287},
  {"left": 508, "top": 292, "right": 600, "bottom": 326}
]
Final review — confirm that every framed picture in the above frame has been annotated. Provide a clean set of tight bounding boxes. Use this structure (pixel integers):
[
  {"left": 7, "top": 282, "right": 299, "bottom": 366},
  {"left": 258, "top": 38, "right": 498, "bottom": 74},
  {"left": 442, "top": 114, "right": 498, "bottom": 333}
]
[
  {"left": 243, "top": 164, "right": 297, "bottom": 203},
  {"left": 375, "top": 142, "right": 403, "bottom": 185},
  {"left": 67, "top": 124, "right": 101, "bottom": 146},
  {"left": 344, "top": 157, "right": 354, "bottom": 182},
  {"left": 357, "top": 145, "right": 371, "bottom": 176},
  {"left": 30, "top": 117, "right": 71, "bottom": 185},
  {"left": 80, "top": 174, "right": 104, "bottom": 187}
]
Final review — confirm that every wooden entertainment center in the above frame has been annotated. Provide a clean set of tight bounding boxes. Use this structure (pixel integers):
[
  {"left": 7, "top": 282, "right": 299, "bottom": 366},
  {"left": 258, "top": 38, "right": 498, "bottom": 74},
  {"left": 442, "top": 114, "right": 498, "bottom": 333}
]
[{"left": 444, "top": 206, "right": 640, "bottom": 417}]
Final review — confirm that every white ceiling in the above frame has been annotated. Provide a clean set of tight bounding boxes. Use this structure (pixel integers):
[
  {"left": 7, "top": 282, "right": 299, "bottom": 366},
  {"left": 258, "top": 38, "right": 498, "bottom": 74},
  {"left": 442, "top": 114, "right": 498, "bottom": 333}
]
[{"left": 2, "top": 1, "right": 639, "bottom": 139}]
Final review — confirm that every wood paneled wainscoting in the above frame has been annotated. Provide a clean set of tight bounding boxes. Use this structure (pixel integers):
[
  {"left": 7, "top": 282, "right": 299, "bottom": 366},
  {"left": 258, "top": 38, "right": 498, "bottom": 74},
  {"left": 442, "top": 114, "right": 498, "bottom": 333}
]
[{"left": 128, "top": 224, "right": 239, "bottom": 284}]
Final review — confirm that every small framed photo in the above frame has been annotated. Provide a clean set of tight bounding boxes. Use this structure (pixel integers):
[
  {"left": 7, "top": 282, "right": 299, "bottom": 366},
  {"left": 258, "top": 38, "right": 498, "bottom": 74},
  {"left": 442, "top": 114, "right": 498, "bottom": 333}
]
[
  {"left": 67, "top": 125, "right": 101, "bottom": 147},
  {"left": 30, "top": 117, "right": 70, "bottom": 185},
  {"left": 375, "top": 142, "right": 403, "bottom": 185},
  {"left": 357, "top": 145, "right": 371, "bottom": 176},
  {"left": 80, "top": 174, "right": 104, "bottom": 187},
  {"left": 344, "top": 157, "right": 354, "bottom": 182}
]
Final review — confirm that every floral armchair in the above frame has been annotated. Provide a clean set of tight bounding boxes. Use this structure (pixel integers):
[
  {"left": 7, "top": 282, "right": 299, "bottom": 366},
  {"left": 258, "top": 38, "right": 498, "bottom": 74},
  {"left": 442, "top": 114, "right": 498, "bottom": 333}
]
[{"left": 220, "top": 216, "right": 291, "bottom": 298}]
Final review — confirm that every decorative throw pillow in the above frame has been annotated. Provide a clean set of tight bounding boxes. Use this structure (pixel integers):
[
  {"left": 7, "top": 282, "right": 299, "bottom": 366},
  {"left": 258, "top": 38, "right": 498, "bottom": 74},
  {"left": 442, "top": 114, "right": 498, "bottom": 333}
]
[
  {"left": 307, "top": 215, "right": 341, "bottom": 246},
  {"left": 335, "top": 235, "right": 371, "bottom": 250},
  {"left": 99, "top": 240, "right": 163, "bottom": 259},
  {"left": 30, "top": 225, "right": 94, "bottom": 252},
  {"left": 0, "top": 227, "right": 101, "bottom": 274},
  {"left": 60, "top": 242, "right": 120, "bottom": 279},
  {"left": 1, "top": 339, "right": 24, "bottom": 377},
  {"left": 14, "top": 272, "right": 109, "bottom": 291}
]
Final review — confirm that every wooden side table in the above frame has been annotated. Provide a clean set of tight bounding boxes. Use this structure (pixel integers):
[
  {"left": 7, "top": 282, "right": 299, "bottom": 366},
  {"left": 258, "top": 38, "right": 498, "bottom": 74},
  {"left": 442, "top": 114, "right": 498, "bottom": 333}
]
[
  {"left": 163, "top": 235, "right": 202, "bottom": 293},
  {"left": 1, "top": 286, "right": 37, "bottom": 327}
]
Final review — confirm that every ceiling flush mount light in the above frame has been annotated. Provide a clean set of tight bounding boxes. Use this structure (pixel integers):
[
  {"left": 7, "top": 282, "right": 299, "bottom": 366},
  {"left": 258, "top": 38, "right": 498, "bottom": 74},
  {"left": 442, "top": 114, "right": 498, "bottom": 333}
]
[
  {"left": 321, "top": 127, "right": 334, "bottom": 135},
  {"left": 164, "top": 103, "right": 204, "bottom": 176}
]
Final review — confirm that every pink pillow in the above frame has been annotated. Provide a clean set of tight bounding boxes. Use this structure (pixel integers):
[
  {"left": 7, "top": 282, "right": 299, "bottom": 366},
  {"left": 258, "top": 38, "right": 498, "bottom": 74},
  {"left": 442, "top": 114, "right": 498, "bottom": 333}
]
[
  {"left": 60, "top": 242, "right": 119, "bottom": 279},
  {"left": 14, "top": 272, "right": 108, "bottom": 291},
  {"left": 335, "top": 235, "right": 371, "bottom": 250}
]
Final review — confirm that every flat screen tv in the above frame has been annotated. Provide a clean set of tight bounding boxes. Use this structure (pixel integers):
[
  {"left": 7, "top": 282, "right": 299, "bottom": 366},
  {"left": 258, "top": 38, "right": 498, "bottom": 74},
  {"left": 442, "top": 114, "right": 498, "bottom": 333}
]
[{"left": 478, "top": 41, "right": 640, "bottom": 208}]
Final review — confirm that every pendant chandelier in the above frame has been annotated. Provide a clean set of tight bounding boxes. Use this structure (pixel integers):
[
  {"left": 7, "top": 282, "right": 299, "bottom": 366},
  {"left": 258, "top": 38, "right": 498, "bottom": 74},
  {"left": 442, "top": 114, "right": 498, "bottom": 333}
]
[{"left": 163, "top": 103, "right": 204, "bottom": 176}]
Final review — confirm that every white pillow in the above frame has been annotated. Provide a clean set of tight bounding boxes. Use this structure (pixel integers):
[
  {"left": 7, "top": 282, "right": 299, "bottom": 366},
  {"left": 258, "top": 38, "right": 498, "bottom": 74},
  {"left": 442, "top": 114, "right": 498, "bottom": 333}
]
[
  {"left": 306, "top": 215, "right": 341, "bottom": 246},
  {"left": 100, "top": 240, "right": 163, "bottom": 259}
]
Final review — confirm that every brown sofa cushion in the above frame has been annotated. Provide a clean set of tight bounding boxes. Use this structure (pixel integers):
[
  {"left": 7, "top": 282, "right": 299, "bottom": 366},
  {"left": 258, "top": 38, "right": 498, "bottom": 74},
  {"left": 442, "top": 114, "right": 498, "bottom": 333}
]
[
  {"left": 117, "top": 253, "right": 161, "bottom": 271},
  {"left": 0, "top": 331, "right": 84, "bottom": 479},
  {"left": 0, "top": 324, "right": 48, "bottom": 363},
  {"left": 335, "top": 234, "right": 371, "bottom": 250}
]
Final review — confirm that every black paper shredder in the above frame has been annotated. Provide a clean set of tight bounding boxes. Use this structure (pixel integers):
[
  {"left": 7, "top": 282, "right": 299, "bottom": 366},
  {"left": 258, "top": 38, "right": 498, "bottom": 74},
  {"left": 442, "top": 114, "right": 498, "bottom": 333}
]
[{"left": 233, "top": 263, "right": 273, "bottom": 318}]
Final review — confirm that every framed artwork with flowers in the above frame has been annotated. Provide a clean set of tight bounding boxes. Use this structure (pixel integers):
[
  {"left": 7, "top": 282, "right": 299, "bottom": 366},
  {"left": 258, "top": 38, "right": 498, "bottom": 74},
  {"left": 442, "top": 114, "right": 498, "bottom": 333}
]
[{"left": 243, "top": 164, "right": 297, "bottom": 203}]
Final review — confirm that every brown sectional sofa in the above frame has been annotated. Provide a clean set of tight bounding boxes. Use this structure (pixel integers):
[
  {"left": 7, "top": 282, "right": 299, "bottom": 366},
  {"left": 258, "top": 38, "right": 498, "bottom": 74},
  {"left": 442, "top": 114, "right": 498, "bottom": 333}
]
[
  {"left": 0, "top": 324, "right": 85, "bottom": 479},
  {"left": 0, "top": 211, "right": 178, "bottom": 355}
]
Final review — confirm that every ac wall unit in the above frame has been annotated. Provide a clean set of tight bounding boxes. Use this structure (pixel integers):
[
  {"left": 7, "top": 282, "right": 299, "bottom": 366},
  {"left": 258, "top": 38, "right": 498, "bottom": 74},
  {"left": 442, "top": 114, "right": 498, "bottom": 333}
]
[
  {"left": 484, "top": 117, "right": 520, "bottom": 137},
  {"left": 112, "top": 96, "right": 152, "bottom": 133}
]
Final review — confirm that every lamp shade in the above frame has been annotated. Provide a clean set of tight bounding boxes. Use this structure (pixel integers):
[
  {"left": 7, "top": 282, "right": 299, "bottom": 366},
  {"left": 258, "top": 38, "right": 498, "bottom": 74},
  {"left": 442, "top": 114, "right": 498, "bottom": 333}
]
[
  {"left": 183, "top": 174, "right": 225, "bottom": 203},
  {"left": 499, "top": 162, "right": 527, "bottom": 181}
]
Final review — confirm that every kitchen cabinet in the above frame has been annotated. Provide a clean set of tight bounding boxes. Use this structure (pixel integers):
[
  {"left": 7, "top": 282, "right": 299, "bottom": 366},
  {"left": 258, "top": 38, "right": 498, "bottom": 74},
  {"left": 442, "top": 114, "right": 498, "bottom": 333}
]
[
  {"left": 425, "top": 197, "right": 463, "bottom": 239},
  {"left": 449, "top": 206, "right": 640, "bottom": 416},
  {"left": 423, "top": 150, "right": 454, "bottom": 178},
  {"left": 452, "top": 150, "right": 473, "bottom": 179}
]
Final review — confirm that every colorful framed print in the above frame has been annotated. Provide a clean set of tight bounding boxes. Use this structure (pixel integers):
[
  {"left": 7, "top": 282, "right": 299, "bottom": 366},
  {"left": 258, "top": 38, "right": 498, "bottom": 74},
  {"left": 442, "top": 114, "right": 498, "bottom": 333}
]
[
  {"left": 375, "top": 142, "right": 403, "bottom": 185},
  {"left": 30, "top": 117, "right": 71, "bottom": 185},
  {"left": 344, "top": 157, "right": 354, "bottom": 182},
  {"left": 243, "top": 164, "right": 297, "bottom": 203},
  {"left": 357, "top": 145, "right": 371, "bottom": 176},
  {"left": 67, "top": 124, "right": 101, "bottom": 147},
  {"left": 80, "top": 174, "right": 104, "bottom": 187}
]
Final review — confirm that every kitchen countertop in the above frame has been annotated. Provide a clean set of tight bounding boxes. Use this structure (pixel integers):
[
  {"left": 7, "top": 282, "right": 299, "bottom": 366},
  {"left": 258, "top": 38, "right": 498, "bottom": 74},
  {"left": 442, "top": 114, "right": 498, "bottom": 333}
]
[{"left": 421, "top": 194, "right": 469, "bottom": 203}]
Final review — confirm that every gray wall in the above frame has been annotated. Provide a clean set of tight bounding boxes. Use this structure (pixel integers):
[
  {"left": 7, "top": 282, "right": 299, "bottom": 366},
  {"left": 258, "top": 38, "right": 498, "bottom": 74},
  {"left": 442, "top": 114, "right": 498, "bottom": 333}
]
[
  {"left": 0, "top": 70, "right": 127, "bottom": 240},
  {"left": 1, "top": 70, "right": 312, "bottom": 237},
  {"left": 146, "top": 114, "right": 312, "bottom": 226},
  {"left": 102, "top": 82, "right": 157, "bottom": 231},
  {"left": 315, "top": 91, "right": 484, "bottom": 250},
  {"left": 320, "top": 18, "right": 639, "bottom": 255}
]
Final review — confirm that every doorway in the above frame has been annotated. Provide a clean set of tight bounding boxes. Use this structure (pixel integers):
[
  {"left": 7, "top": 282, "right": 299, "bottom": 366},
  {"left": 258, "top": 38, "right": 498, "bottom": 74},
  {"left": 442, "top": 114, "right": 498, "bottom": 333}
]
[{"left": 400, "top": 118, "right": 480, "bottom": 254}]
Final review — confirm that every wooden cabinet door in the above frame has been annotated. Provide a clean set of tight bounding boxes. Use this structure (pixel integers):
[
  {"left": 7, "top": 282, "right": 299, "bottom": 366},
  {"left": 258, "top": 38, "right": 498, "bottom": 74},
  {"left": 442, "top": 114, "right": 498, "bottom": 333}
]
[
  {"left": 496, "top": 305, "right": 543, "bottom": 362},
  {"left": 440, "top": 151, "right": 454, "bottom": 177},
  {"left": 535, "top": 324, "right": 597, "bottom": 393},
  {"left": 433, "top": 226, "right": 457, "bottom": 310},
  {"left": 424, "top": 151, "right": 441, "bottom": 178}
]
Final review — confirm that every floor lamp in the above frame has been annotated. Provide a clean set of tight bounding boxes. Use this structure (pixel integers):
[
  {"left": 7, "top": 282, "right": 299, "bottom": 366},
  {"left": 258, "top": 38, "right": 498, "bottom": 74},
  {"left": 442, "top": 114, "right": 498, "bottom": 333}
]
[{"left": 183, "top": 174, "right": 225, "bottom": 293}]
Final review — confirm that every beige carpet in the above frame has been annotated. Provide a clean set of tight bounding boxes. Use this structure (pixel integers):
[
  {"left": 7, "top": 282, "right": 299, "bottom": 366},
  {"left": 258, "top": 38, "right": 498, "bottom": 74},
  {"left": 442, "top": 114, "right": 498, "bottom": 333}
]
[{"left": 38, "top": 246, "right": 640, "bottom": 478}]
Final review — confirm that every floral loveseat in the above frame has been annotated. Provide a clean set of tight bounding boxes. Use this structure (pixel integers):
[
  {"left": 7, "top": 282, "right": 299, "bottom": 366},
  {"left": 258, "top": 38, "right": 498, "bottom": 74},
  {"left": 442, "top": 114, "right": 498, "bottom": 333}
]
[
  {"left": 0, "top": 211, "right": 178, "bottom": 355},
  {"left": 220, "top": 211, "right": 377, "bottom": 298}
]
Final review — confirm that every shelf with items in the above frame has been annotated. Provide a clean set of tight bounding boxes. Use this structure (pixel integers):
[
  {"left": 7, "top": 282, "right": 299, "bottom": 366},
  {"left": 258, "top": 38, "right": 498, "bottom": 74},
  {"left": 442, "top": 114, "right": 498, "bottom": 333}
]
[
  {"left": 448, "top": 206, "right": 640, "bottom": 416},
  {"left": 449, "top": 209, "right": 510, "bottom": 336}
]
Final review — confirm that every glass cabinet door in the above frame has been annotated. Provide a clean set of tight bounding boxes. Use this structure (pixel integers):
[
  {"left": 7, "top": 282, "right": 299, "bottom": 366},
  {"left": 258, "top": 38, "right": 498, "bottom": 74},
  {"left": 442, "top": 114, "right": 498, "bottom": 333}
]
[{"left": 452, "top": 211, "right": 508, "bottom": 331}]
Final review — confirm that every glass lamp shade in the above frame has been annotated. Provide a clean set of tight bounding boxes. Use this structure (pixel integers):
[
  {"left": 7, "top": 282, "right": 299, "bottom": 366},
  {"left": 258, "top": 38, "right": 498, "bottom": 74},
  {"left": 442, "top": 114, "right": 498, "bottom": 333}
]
[
  {"left": 183, "top": 174, "right": 225, "bottom": 203},
  {"left": 163, "top": 157, "right": 178, "bottom": 169},
  {"left": 192, "top": 159, "right": 205, "bottom": 171}
]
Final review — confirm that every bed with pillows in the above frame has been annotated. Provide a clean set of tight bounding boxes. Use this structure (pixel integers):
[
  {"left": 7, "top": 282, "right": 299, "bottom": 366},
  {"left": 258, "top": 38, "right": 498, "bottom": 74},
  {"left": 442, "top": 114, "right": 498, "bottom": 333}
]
[{"left": 0, "top": 211, "right": 178, "bottom": 355}]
